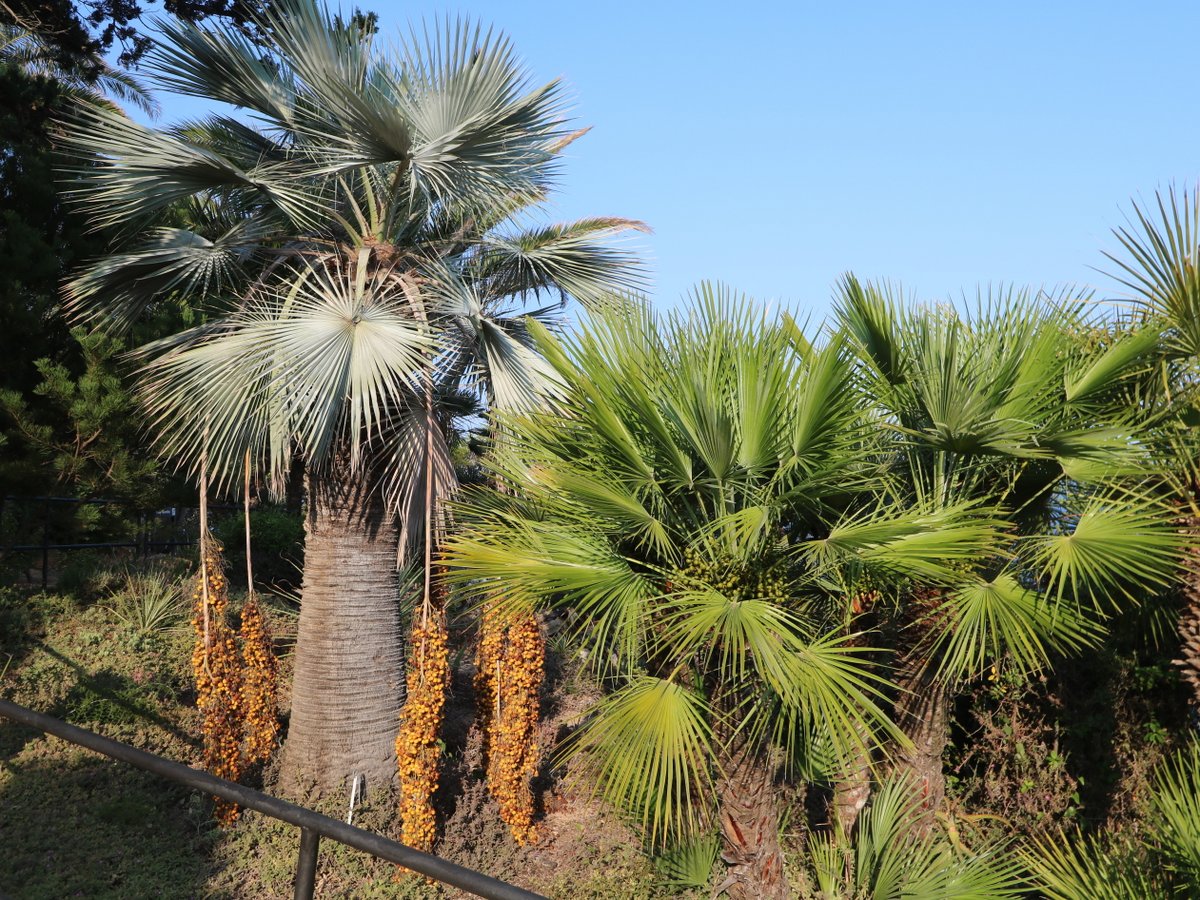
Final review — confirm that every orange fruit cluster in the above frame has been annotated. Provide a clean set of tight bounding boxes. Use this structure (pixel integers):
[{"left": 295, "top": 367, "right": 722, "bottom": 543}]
[
  {"left": 239, "top": 595, "right": 279, "bottom": 766},
  {"left": 191, "top": 536, "right": 244, "bottom": 827},
  {"left": 395, "top": 592, "right": 449, "bottom": 853},
  {"left": 476, "top": 604, "right": 544, "bottom": 846}
]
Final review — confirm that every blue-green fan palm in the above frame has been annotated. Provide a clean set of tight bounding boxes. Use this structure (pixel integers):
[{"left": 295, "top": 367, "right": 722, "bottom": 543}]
[{"left": 58, "top": 0, "right": 645, "bottom": 789}]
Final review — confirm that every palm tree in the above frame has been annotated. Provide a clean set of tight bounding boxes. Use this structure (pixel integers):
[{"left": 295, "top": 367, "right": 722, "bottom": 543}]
[
  {"left": 836, "top": 276, "right": 1184, "bottom": 822},
  {"left": 1, "top": 22, "right": 157, "bottom": 115},
  {"left": 58, "top": 0, "right": 644, "bottom": 791},
  {"left": 1102, "top": 187, "right": 1200, "bottom": 709},
  {"left": 445, "top": 286, "right": 1011, "bottom": 898}
]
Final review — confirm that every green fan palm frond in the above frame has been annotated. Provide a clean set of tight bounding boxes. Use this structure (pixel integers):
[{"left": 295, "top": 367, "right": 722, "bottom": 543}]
[
  {"left": 809, "top": 775, "right": 1026, "bottom": 899},
  {"left": 1026, "top": 742, "right": 1200, "bottom": 899},
  {"left": 1024, "top": 832, "right": 1171, "bottom": 900},
  {"left": 1024, "top": 487, "right": 1185, "bottom": 613},
  {"left": 447, "top": 288, "right": 915, "bottom": 887},
  {"left": 562, "top": 675, "right": 716, "bottom": 847},
  {"left": 1106, "top": 187, "right": 1200, "bottom": 360},
  {"left": 1150, "top": 740, "right": 1200, "bottom": 889}
]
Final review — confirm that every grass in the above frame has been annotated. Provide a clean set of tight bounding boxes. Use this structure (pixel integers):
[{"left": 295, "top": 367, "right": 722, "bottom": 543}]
[{"left": 0, "top": 581, "right": 680, "bottom": 899}]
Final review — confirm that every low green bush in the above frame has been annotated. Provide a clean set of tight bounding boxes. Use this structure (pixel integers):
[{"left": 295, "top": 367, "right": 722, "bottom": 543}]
[{"left": 214, "top": 505, "right": 304, "bottom": 590}]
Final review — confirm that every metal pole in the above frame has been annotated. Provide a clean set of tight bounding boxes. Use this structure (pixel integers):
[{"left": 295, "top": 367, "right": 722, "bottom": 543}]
[{"left": 294, "top": 827, "right": 320, "bottom": 900}]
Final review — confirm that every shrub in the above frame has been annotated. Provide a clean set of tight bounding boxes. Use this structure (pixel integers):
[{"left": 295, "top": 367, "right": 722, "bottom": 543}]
[{"left": 214, "top": 506, "right": 304, "bottom": 590}]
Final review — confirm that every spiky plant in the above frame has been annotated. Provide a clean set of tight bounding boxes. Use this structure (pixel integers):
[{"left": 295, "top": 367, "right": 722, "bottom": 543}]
[
  {"left": 1102, "top": 187, "right": 1200, "bottom": 709},
  {"left": 58, "top": 0, "right": 644, "bottom": 792},
  {"left": 1025, "top": 740, "right": 1200, "bottom": 899},
  {"left": 805, "top": 775, "right": 1026, "bottom": 899}
]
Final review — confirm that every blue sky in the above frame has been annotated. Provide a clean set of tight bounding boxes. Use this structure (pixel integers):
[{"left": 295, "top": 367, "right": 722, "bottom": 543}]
[{"left": 137, "top": 0, "right": 1200, "bottom": 320}]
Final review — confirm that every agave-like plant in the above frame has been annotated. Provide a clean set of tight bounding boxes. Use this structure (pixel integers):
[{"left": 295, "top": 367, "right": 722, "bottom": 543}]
[
  {"left": 446, "top": 286, "right": 1019, "bottom": 899},
  {"left": 835, "top": 276, "right": 1184, "bottom": 823},
  {"left": 58, "top": 0, "right": 644, "bottom": 790}
]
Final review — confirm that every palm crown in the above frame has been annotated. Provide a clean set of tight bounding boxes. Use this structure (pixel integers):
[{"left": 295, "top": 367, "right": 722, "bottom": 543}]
[
  {"left": 60, "top": 0, "right": 645, "bottom": 503},
  {"left": 445, "top": 286, "right": 1025, "bottom": 893}
]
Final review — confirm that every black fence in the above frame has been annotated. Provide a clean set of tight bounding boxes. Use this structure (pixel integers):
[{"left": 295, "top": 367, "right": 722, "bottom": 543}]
[
  {"left": 0, "top": 699, "right": 545, "bottom": 900},
  {"left": 0, "top": 495, "right": 235, "bottom": 588}
]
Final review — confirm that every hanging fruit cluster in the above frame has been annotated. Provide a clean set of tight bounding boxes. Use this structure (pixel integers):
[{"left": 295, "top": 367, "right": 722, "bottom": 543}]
[
  {"left": 395, "top": 586, "right": 450, "bottom": 853},
  {"left": 676, "top": 546, "right": 790, "bottom": 606},
  {"left": 480, "top": 607, "right": 544, "bottom": 846},
  {"left": 475, "top": 600, "right": 504, "bottom": 749},
  {"left": 240, "top": 595, "right": 279, "bottom": 766},
  {"left": 191, "top": 536, "right": 244, "bottom": 826}
]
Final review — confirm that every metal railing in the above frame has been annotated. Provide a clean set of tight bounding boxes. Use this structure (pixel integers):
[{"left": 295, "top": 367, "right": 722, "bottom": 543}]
[
  {"left": 0, "top": 699, "right": 546, "bottom": 900},
  {"left": 0, "top": 495, "right": 237, "bottom": 588}
]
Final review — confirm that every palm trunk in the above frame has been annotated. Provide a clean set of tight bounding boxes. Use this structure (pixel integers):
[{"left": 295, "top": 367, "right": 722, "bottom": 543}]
[
  {"left": 832, "top": 741, "right": 872, "bottom": 836},
  {"left": 281, "top": 459, "right": 403, "bottom": 793},
  {"left": 715, "top": 745, "right": 789, "bottom": 900},
  {"left": 893, "top": 660, "right": 950, "bottom": 827},
  {"left": 1174, "top": 515, "right": 1200, "bottom": 707},
  {"left": 832, "top": 597, "right": 876, "bottom": 835}
]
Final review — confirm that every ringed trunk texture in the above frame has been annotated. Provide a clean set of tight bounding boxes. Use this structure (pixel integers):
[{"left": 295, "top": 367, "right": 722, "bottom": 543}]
[
  {"left": 832, "top": 603, "right": 877, "bottom": 835},
  {"left": 715, "top": 746, "right": 790, "bottom": 900},
  {"left": 893, "top": 661, "right": 951, "bottom": 827},
  {"left": 281, "top": 464, "right": 403, "bottom": 794}
]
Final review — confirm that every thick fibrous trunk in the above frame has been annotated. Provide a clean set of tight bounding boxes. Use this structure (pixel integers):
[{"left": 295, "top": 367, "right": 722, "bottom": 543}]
[
  {"left": 893, "top": 661, "right": 950, "bottom": 827},
  {"left": 715, "top": 746, "right": 790, "bottom": 900},
  {"left": 1174, "top": 516, "right": 1200, "bottom": 706},
  {"left": 832, "top": 740, "right": 872, "bottom": 837},
  {"left": 281, "top": 462, "right": 403, "bottom": 793}
]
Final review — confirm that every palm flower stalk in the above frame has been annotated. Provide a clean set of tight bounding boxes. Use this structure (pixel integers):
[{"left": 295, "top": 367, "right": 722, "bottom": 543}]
[
  {"left": 238, "top": 450, "right": 279, "bottom": 767},
  {"left": 239, "top": 596, "right": 279, "bottom": 766},
  {"left": 395, "top": 580, "right": 450, "bottom": 853}
]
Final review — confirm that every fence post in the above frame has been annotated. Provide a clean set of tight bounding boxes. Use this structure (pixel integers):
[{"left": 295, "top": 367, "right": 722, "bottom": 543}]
[
  {"left": 294, "top": 827, "right": 321, "bottom": 900},
  {"left": 41, "top": 497, "right": 49, "bottom": 590}
]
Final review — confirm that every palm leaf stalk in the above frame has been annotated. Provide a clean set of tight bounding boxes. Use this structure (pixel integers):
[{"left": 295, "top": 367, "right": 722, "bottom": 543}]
[
  {"left": 58, "top": 0, "right": 646, "bottom": 793},
  {"left": 446, "top": 286, "right": 1023, "bottom": 897}
]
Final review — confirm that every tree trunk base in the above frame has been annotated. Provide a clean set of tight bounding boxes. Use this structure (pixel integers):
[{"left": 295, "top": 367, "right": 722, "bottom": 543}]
[
  {"left": 280, "top": 464, "right": 404, "bottom": 796},
  {"left": 716, "top": 748, "right": 790, "bottom": 900}
]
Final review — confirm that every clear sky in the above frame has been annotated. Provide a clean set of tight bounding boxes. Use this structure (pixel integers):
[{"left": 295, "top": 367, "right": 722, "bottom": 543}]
[{"left": 139, "top": 0, "right": 1200, "bottom": 320}]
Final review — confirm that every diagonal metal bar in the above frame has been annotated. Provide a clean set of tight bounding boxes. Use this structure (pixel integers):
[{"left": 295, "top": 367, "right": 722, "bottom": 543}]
[{"left": 0, "top": 699, "right": 546, "bottom": 900}]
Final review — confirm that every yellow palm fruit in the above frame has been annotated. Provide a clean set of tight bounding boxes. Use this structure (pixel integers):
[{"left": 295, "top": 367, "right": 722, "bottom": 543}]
[
  {"left": 191, "top": 536, "right": 245, "bottom": 826},
  {"left": 474, "top": 600, "right": 504, "bottom": 761},
  {"left": 484, "top": 610, "right": 544, "bottom": 846},
  {"left": 239, "top": 596, "right": 279, "bottom": 766},
  {"left": 396, "top": 590, "right": 450, "bottom": 855}
]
